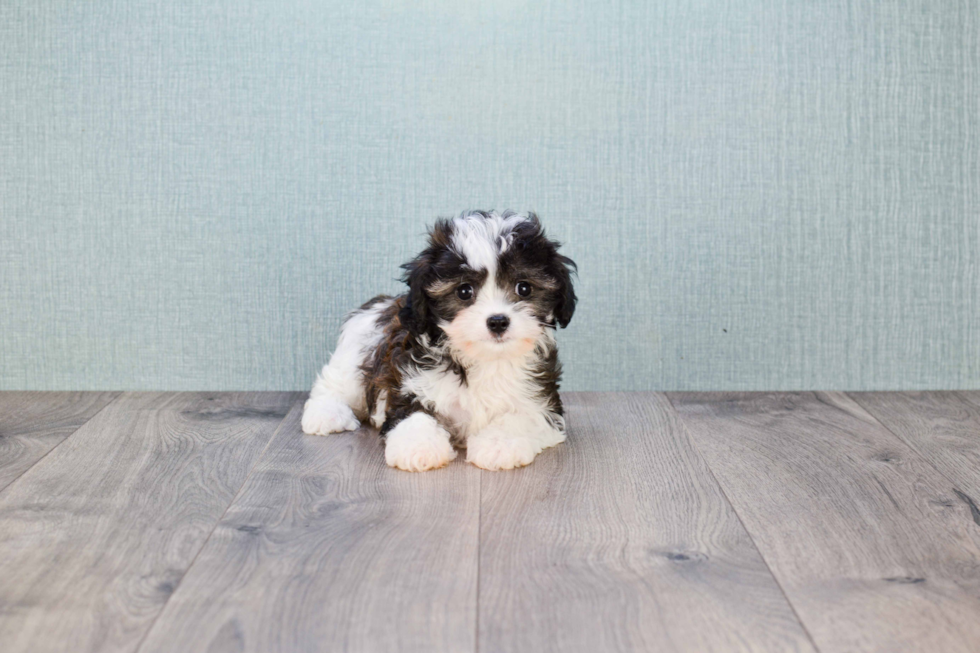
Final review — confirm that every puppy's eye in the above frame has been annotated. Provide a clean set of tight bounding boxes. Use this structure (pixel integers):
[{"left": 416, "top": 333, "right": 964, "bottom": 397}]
[
  {"left": 456, "top": 284, "right": 474, "bottom": 301},
  {"left": 515, "top": 281, "right": 532, "bottom": 297}
]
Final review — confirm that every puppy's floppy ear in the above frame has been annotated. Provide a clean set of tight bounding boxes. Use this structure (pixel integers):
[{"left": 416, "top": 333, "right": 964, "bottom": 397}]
[
  {"left": 519, "top": 216, "right": 578, "bottom": 329},
  {"left": 552, "top": 252, "right": 578, "bottom": 328},
  {"left": 529, "top": 216, "right": 577, "bottom": 329},
  {"left": 399, "top": 219, "right": 452, "bottom": 338}
]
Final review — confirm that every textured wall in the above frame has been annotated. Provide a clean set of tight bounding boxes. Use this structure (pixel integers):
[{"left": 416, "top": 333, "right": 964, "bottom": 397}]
[{"left": 1, "top": 1, "right": 978, "bottom": 391}]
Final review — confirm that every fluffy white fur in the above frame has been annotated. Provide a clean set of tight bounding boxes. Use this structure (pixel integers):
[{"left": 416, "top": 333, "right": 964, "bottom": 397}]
[
  {"left": 449, "top": 211, "right": 526, "bottom": 275},
  {"left": 384, "top": 412, "right": 456, "bottom": 472},
  {"left": 303, "top": 211, "right": 568, "bottom": 472},
  {"left": 302, "top": 299, "right": 392, "bottom": 435}
]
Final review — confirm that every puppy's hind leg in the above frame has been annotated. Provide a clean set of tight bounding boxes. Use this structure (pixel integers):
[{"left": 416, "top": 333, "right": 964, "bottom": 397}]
[
  {"left": 302, "top": 300, "right": 388, "bottom": 436},
  {"left": 302, "top": 371, "right": 361, "bottom": 435}
]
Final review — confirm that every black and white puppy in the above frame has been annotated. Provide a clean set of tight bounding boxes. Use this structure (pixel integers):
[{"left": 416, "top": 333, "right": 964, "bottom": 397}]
[{"left": 302, "top": 210, "right": 577, "bottom": 472}]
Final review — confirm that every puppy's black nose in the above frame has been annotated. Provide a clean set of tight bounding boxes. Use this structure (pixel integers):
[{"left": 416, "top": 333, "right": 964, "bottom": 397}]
[{"left": 486, "top": 314, "right": 510, "bottom": 335}]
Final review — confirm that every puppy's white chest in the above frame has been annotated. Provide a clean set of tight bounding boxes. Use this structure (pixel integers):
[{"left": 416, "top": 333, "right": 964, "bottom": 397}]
[
  {"left": 405, "top": 360, "right": 536, "bottom": 438},
  {"left": 440, "top": 388, "right": 471, "bottom": 433}
]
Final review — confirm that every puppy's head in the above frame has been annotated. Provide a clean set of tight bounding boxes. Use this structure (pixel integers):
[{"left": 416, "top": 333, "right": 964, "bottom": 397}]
[{"left": 400, "top": 211, "right": 576, "bottom": 362}]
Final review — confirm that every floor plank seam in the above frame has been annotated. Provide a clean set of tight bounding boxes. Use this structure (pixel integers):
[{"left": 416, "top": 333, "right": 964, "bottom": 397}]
[
  {"left": 475, "top": 469, "right": 482, "bottom": 653},
  {"left": 662, "top": 393, "right": 825, "bottom": 653},
  {"left": 846, "top": 391, "right": 980, "bottom": 524},
  {"left": 131, "top": 397, "right": 305, "bottom": 653},
  {"left": 0, "top": 391, "right": 123, "bottom": 497}
]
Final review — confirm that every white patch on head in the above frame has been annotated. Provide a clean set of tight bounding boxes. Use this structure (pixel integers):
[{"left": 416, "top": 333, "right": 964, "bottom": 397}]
[
  {"left": 384, "top": 412, "right": 456, "bottom": 472},
  {"left": 449, "top": 211, "right": 529, "bottom": 275}
]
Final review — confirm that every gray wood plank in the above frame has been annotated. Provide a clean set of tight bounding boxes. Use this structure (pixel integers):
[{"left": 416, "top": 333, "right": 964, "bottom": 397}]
[
  {"left": 0, "top": 391, "right": 297, "bottom": 653},
  {"left": 478, "top": 392, "right": 816, "bottom": 653},
  {"left": 0, "top": 392, "right": 120, "bottom": 492},
  {"left": 670, "top": 392, "right": 980, "bottom": 653},
  {"left": 850, "top": 392, "right": 980, "bottom": 501},
  {"left": 137, "top": 399, "right": 481, "bottom": 653},
  {"left": 959, "top": 392, "right": 980, "bottom": 409}
]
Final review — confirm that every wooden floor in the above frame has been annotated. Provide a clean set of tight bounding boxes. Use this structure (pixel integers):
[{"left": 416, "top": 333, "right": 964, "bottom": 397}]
[{"left": 1, "top": 392, "right": 980, "bottom": 652}]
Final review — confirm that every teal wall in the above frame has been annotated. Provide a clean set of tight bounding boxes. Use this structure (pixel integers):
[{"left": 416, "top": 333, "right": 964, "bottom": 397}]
[{"left": 2, "top": 1, "right": 978, "bottom": 391}]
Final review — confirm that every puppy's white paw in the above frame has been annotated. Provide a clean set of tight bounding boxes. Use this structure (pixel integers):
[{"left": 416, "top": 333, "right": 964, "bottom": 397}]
[
  {"left": 467, "top": 421, "right": 565, "bottom": 471},
  {"left": 302, "top": 395, "right": 360, "bottom": 435},
  {"left": 385, "top": 413, "right": 456, "bottom": 472},
  {"left": 466, "top": 431, "right": 539, "bottom": 471},
  {"left": 466, "top": 437, "right": 536, "bottom": 471}
]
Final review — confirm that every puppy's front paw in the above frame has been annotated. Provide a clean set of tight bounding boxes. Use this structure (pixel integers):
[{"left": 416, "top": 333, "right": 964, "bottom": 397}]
[
  {"left": 385, "top": 413, "right": 456, "bottom": 472},
  {"left": 466, "top": 431, "right": 539, "bottom": 471},
  {"left": 302, "top": 395, "right": 360, "bottom": 435}
]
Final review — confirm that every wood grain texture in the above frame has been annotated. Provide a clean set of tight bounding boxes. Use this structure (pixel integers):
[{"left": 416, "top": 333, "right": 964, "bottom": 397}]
[
  {"left": 137, "top": 400, "right": 481, "bottom": 653},
  {"left": 851, "top": 392, "right": 980, "bottom": 501},
  {"left": 0, "top": 392, "right": 120, "bottom": 492},
  {"left": 669, "top": 392, "right": 980, "bottom": 653},
  {"left": 0, "top": 391, "right": 297, "bottom": 653},
  {"left": 478, "top": 392, "right": 816, "bottom": 653}
]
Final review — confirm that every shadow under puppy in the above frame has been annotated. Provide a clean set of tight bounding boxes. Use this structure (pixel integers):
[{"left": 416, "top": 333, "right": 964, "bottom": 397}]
[{"left": 302, "top": 211, "right": 577, "bottom": 472}]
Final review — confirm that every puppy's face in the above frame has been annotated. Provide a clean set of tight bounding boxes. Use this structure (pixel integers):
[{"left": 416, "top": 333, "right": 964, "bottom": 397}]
[{"left": 402, "top": 212, "right": 576, "bottom": 363}]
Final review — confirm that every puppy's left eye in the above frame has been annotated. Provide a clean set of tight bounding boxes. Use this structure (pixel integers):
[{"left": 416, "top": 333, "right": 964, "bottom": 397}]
[
  {"left": 515, "top": 281, "right": 532, "bottom": 297},
  {"left": 456, "top": 284, "right": 474, "bottom": 300}
]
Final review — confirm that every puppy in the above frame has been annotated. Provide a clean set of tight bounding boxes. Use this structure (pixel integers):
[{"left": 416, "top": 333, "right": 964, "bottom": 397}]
[{"left": 302, "top": 210, "right": 577, "bottom": 472}]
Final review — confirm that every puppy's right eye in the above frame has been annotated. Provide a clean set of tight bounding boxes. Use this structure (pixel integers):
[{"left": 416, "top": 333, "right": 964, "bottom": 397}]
[{"left": 455, "top": 284, "right": 474, "bottom": 301}]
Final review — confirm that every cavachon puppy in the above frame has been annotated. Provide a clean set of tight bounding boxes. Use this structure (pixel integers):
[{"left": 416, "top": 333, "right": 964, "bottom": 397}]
[{"left": 302, "top": 210, "right": 577, "bottom": 472}]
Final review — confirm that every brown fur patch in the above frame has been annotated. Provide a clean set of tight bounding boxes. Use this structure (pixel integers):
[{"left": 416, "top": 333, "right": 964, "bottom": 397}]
[{"left": 357, "top": 295, "right": 441, "bottom": 436}]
